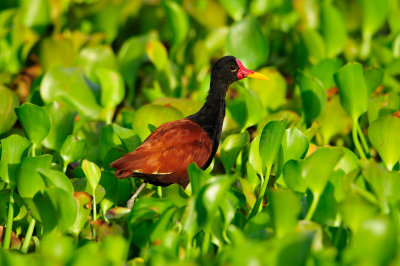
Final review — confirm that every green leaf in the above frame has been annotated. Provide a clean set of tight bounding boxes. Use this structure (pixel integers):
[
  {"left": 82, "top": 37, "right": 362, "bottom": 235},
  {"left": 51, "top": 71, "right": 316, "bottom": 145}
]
[
  {"left": 226, "top": 17, "right": 269, "bottom": 69},
  {"left": 60, "top": 135, "right": 88, "bottom": 166},
  {"left": 219, "top": 0, "right": 247, "bottom": 21},
  {"left": 269, "top": 188, "right": 301, "bottom": 237},
  {"left": 20, "top": 0, "right": 51, "bottom": 34},
  {"left": 248, "top": 135, "right": 264, "bottom": 177},
  {"left": 45, "top": 187, "right": 78, "bottom": 231},
  {"left": 163, "top": 1, "right": 189, "bottom": 53},
  {"left": 248, "top": 68, "right": 287, "bottom": 110},
  {"left": 0, "top": 135, "right": 31, "bottom": 185},
  {"left": 132, "top": 104, "right": 183, "bottom": 141},
  {"left": 310, "top": 59, "right": 343, "bottom": 89},
  {"left": 321, "top": 3, "right": 347, "bottom": 57},
  {"left": 364, "top": 67, "right": 384, "bottom": 95},
  {"left": 296, "top": 71, "right": 327, "bottom": 124},
  {"left": 42, "top": 101, "right": 77, "bottom": 151},
  {"left": 303, "top": 147, "right": 343, "bottom": 195},
  {"left": 0, "top": 86, "right": 19, "bottom": 135},
  {"left": 244, "top": 88, "right": 264, "bottom": 128},
  {"left": 197, "top": 175, "right": 236, "bottom": 226},
  {"left": 17, "top": 155, "right": 53, "bottom": 198},
  {"left": 40, "top": 66, "right": 102, "bottom": 118},
  {"left": 146, "top": 40, "right": 168, "bottom": 71},
  {"left": 360, "top": 0, "right": 388, "bottom": 39},
  {"left": 281, "top": 127, "right": 309, "bottom": 164},
  {"left": 118, "top": 32, "right": 157, "bottom": 91},
  {"left": 283, "top": 159, "right": 306, "bottom": 193},
  {"left": 259, "top": 120, "right": 286, "bottom": 168},
  {"left": 346, "top": 217, "right": 396, "bottom": 265},
  {"left": 39, "top": 37, "right": 75, "bottom": 71},
  {"left": 367, "top": 92, "right": 399, "bottom": 123},
  {"left": 221, "top": 132, "right": 250, "bottom": 173},
  {"left": 302, "top": 29, "right": 326, "bottom": 64},
  {"left": 368, "top": 112, "right": 400, "bottom": 170},
  {"left": 97, "top": 68, "right": 125, "bottom": 109},
  {"left": 82, "top": 159, "right": 101, "bottom": 194},
  {"left": 77, "top": 46, "right": 119, "bottom": 83},
  {"left": 37, "top": 168, "right": 74, "bottom": 195},
  {"left": 112, "top": 124, "right": 141, "bottom": 152},
  {"left": 15, "top": 103, "right": 51, "bottom": 146},
  {"left": 69, "top": 192, "right": 91, "bottom": 236},
  {"left": 334, "top": 62, "right": 368, "bottom": 120}
]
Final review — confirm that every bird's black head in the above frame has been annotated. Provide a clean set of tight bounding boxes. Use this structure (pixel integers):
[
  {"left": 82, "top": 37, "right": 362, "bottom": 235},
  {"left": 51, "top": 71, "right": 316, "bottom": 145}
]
[{"left": 211, "top": 56, "right": 269, "bottom": 85}]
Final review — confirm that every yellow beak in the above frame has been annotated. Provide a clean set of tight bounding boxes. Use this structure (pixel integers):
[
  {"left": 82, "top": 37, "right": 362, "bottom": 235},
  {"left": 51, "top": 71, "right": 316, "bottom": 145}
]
[{"left": 247, "top": 71, "right": 269, "bottom": 80}]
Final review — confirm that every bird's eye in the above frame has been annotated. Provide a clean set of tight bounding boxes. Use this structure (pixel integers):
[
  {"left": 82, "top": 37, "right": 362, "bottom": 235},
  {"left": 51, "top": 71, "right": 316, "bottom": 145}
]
[{"left": 229, "top": 65, "right": 237, "bottom": 72}]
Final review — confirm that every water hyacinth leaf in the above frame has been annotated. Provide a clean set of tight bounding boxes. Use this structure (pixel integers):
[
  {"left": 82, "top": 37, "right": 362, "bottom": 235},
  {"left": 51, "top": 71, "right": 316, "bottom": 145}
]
[
  {"left": 17, "top": 155, "right": 53, "bottom": 198},
  {"left": 259, "top": 120, "right": 286, "bottom": 168},
  {"left": 367, "top": 92, "right": 399, "bottom": 123},
  {"left": 317, "top": 95, "right": 352, "bottom": 145},
  {"left": 303, "top": 147, "right": 343, "bottom": 195},
  {"left": 146, "top": 40, "right": 168, "bottom": 71},
  {"left": 310, "top": 59, "right": 343, "bottom": 89},
  {"left": 334, "top": 62, "right": 368, "bottom": 120},
  {"left": 302, "top": 29, "right": 326, "bottom": 64},
  {"left": 112, "top": 124, "right": 141, "bottom": 152},
  {"left": 188, "top": 163, "right": 207, "bottom": 196},
  {"left": 153, "top": 98, "right": 203, "bottom": 117},
  {"left": 226, "top": 17, "right": 269, "bottom": 69},
  {"left": 269, "top": 188, "right": 301, "bottom": 237},
  {"left": 219, "top": 0, "right": 247, "bottom": 21},
  {"left": 118, "top": 32, "right": 157, "bottom": 91},
  {"left": 132, "top": 104, "right": 183, "bottom": 141},
  {"left": 248, "top": 68, "right": 287, "bottom": 110},
  {"left": 37, "top": 168, "right": 74, "bottom": 195},
  {"left": 0, "top": 86, "right": 19, "bottom": 135},
  {"left": 321, "top": 3, "right": 347, "bottom": 58},
  {"left": 335, "top": 148, "right": 360, "bottom": 174},
  {"left": 45, "top": 187, "right": 78, "bottom": 231},
  {"left": 296, "top": 71, "right": 327, "bottom": 124},
  {"left": 364, "top": 67, "right": 384, "bottom": 95},
  {"left": 283, "top": 159, "right": 306, "bottom": 193},
  {"left": 368, "top": 112, "right": 400, "bottom": 170},
  {"left": 77, "top": 46, "right": 119, "bottom": 83},
  {"left": 39, "top": 37, "right": 75, "bottom": 71},
  {"left": 276, "top": 232, "right": 314, "bottom": 266},
  {"left": 20, "top": 0, "right": 51, "bottom": 34},
  {"left": 221, "top": 131, "right": 250, "bottom": 173},
  {"left": 163, "top": 1, "right": 189, "bottom": 53},
  {"left": 228, "top": 97, "right": 247, "bottom": 128},
  {"left": 40, "top": 67, "right": 102, "bottom": 118},
  {"left": 244, "top": 88, "right": 264, "bottom": 128},
  {"left": 15, "top": 103, "right": 51, "bottom": 146},
  {"left": 60, "top": 135, "right": 88, "bottom": 167},
  {"left": 150, "top": 207, "right": 176, "bottom": 243},
  {"left": 359, "top": 0, "right": 388, "bottom": 58},
  {"left": 197, "top": 175, "right": 236, "bottom": 225},
  {"left": 281, "top": 127, "right": 309, "bottom": 163},
  {"left": 42, "top": 101, "right": 76, "bottom": 151},
  {"left": 82, "top": 159, "right": 101, "bottom": 194},
  {"left": 97, "top": 68, "right": 125, "bottom": 108},
  {"left": 248, "top": 135, "right": 264, "bottom": 177},
  {"left": 0, "top": 135, "right": 31, "bottom": 185},
  {"left": 346, "top": 217, "right": 396, "bottom": 265},
  {"left": 69, "top": 192, "right": 91, "bottom": 236}
]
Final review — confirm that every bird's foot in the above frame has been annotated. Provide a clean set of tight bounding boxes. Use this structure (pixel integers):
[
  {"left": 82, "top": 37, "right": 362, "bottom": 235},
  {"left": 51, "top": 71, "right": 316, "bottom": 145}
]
[{"left": 126, "top": 182, "right": 147, "bottom": 209}]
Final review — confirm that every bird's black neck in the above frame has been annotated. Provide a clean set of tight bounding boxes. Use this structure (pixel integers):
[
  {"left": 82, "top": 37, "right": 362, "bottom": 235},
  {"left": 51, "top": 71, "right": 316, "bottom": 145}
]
[{"left": 187, "top": 79, "right": 229, "bottom": 139}]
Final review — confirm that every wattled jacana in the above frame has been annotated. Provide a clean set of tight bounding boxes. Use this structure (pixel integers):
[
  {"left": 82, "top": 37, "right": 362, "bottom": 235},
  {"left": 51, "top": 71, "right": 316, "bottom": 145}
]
[{"left": 111, "top": 56, "right": 269, "bottom": 208}]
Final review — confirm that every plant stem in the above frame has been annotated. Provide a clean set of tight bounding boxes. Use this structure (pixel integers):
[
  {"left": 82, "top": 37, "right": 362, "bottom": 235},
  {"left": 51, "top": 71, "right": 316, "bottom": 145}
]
[
  {"left": 201, "top": 229, "right": 211, "bottom": 255},
  {"left": 92, "top": 192, "right": 97, "bottom": 240},
  {"left": 31, "top": 143, "right": 36, "bottom": 157},
  {"left": 63, "top": 160, "right": 69, "bottom": 173},
  {"left": 305, "top": 193, "right": 320, "bottom": 221},
  {"left": 352, "top": 121, "right": 366, "bottom": 159},
  {"left": 355, "top": 121, "right": 369, "bottom": 157},
  {"left": 3, "top": 186, "right": 15, "bottom": 249},
  {"left": 248, "top": 165, "right": 272, "bottom": 219},
  {"left": 21, "top": 218, "right": 36, "bottom": 253}
]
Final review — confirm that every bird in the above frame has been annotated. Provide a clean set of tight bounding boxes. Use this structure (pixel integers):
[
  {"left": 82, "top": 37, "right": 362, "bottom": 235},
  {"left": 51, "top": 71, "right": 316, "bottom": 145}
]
[{"left": 111, "top": 56, "right": 269, "bottom": 208}]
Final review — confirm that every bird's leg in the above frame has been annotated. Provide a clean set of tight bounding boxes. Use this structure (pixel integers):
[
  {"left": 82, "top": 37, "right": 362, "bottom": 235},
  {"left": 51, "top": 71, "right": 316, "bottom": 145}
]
[{"left": 127, "top": 182, "right": 146, "bottom": 209}]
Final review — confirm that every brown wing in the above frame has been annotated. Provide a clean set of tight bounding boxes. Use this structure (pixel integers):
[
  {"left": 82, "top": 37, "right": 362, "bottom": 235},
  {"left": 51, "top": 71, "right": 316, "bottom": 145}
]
[{"left": 110, "top": 118, "right": 213, "bottom": 187}]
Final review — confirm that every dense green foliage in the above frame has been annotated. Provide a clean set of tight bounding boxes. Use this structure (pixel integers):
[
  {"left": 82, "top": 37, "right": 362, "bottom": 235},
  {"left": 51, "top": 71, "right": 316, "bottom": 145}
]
[{"left": 1, "top": 0, "right": 400, "bottom": 265}]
